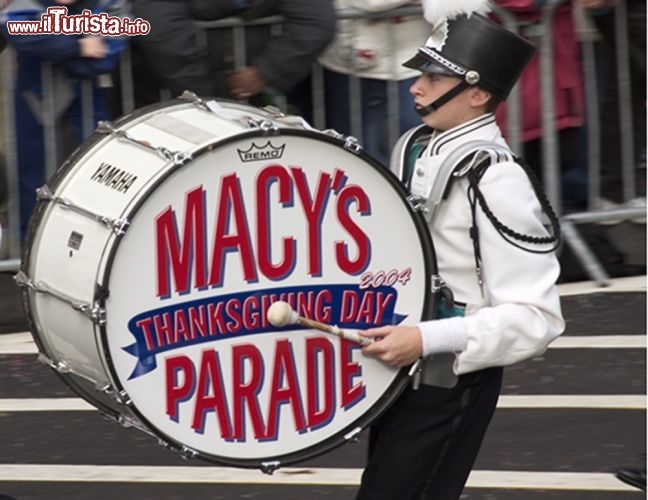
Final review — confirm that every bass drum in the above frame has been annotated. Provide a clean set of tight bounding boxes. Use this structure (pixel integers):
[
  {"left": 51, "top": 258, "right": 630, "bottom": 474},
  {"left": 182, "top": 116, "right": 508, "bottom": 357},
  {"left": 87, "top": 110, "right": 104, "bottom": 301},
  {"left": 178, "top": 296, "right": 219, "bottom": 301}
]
[{"left": 19, "top": 94, "right": 436, "bottom": 470}]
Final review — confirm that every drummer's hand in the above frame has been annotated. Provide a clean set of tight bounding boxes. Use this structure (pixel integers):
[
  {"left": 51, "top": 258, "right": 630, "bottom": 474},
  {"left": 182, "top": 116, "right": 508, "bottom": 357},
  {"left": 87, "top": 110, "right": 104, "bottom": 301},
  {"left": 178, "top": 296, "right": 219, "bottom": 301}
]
[
  {"left": 228, "top": 66, "right": 266, "bottom": 100},
  {"left": 361, "top": 325, "right": 422, "bottom": 368}
]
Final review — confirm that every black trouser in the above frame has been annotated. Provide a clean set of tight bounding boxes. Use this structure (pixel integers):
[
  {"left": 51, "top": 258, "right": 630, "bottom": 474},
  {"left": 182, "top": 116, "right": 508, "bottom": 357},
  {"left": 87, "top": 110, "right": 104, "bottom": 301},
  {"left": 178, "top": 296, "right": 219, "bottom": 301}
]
[{"left": 356, "top": 366, "right": 503, "bottom": 500}]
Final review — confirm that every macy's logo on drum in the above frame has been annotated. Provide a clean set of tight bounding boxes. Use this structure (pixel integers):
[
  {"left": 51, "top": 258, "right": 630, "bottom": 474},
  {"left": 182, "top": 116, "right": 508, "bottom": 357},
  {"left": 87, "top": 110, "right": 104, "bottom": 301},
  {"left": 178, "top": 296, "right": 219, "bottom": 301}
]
[
  {"left": 154, "top": 165, "right": 371, "bottom": 297},
  {"left": 237, "top": 142, "right": 285, "bottom": 162}
]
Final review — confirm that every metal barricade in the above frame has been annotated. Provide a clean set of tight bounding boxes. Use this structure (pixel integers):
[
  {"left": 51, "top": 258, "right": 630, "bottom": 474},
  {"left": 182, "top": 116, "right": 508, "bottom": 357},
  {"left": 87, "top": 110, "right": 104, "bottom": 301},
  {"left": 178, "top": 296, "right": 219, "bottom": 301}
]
[
  {"left": 0, "top": 2, "right": 644, "bottom": 284},
  {"left": 0, "top": 47, "right": 20, "bottom": 272},
  {"left": 555, "top": 0, "right": 645, "bottom": 285}
]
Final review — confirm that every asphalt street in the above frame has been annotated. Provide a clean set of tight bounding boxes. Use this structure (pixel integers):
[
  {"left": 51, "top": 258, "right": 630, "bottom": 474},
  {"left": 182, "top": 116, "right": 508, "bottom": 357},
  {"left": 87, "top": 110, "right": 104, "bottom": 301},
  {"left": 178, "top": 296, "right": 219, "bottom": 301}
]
[{"left": 0, "top": 269, "right": 645, "bottom": 500}]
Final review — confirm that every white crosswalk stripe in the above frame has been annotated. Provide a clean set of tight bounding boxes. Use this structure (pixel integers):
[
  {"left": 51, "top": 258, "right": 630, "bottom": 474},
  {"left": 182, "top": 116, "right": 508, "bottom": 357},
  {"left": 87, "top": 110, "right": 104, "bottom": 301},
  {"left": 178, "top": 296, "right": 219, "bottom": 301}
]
[
  {"left": 0, "top": 394, "right": 644, "bottom": 411},
  {"left": 0, "top": 464, "right": 638, "bottom": 492}
]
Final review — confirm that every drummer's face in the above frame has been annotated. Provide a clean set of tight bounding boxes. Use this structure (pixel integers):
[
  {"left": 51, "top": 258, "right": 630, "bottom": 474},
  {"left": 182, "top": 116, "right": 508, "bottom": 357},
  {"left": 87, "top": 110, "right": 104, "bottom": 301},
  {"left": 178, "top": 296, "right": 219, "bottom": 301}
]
[{"left": 410, "top": 73, "right": 484, "bottom": 132}]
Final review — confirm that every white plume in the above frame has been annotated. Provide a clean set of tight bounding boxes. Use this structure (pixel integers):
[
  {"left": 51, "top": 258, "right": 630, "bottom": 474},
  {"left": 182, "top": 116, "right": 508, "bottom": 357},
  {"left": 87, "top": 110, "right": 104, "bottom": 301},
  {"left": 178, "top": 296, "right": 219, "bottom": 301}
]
[{"left": 421, "top": 0, "right": 492, "bottom": 26}]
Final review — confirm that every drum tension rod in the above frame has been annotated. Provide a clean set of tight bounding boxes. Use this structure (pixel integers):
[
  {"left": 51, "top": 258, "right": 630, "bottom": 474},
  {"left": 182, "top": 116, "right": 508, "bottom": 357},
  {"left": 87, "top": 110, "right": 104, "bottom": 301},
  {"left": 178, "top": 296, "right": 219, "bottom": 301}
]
[
  {"left": 179, "top": 446, "right": 198, "bottom": 461},
  {"left": 323, "top": 129, "right": 344, "bottom": 139},
  {"left": 37, "top": 352, "right": 73, "bottom": 374},
  {"left": 179, "top": 90, "right": 210, "bottom": 111},
  {"left": 261, "top": 104, "right": 285, "bottom": 119},
  {"left": 96, "top": 121, "right": 192, "bottom": 167},
  {"left": 115, "top": 389, "right": 132, "bottom": 406},
  {"left": 323, "top": 130, "right": 363, "bottom": 155},
  {"left": 96, "top": 384, "right": 132, "bottom": 406},
  {"left": 115, "top": 414, "right": 156, "bottom": 437},
  {"left": 430, "top": 274, "right": 449, "bottom": 294},
  {"left": 261, "top": 461, "right": 282, "bottom": 475},
  {"left": 406, "top": 194, "right": 429, "bottom": 216},
  {"left": 239, "top": 116, "right": 280, "bottom": 135},
  {"left": 154, "top": 440, "right": 198, "bottom": 461},
  {"left": 36, "top": 352, "right": 105, "bottom": 388},
  {"left": 15, "top": 270, "right": 107, "bottom": 325},
  {"left": 344, "top": 427, "right": 363, "bottom": 443},
  {"left": 101, "top": 412, "right": 158, "bottom": 440},
  {"left": 343, "top": 136, "right": 362, "bottom": 154},
  {"left": 36, "top": 185, "right": 130, "bottom": 235}
]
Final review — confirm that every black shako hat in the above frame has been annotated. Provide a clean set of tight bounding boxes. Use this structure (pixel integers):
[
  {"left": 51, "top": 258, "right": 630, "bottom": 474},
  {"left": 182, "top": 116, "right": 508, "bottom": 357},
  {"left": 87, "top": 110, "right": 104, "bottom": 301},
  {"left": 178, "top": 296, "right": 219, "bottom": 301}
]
[{"left": 403, "top": 13, "right": 535, "bottom": 100}]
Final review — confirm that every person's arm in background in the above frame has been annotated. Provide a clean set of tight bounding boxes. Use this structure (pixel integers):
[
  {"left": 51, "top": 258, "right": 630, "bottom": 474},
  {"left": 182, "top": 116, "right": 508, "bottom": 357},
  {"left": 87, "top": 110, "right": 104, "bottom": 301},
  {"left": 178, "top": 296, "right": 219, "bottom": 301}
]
[
  {"left": 61, "top": 36, "right": 126, "bottom": 79},
  {"left": 1, "top": 14, "right": 87, "bottom": 64},
  {"left": 60, "top": 0, "right": 130, "bottom": 79},
  {"left": 0, "top": 2, "right": 124, "bottom": 70},
  {"left": 229, "top": 0, "right": 337, "bottom": 97}
]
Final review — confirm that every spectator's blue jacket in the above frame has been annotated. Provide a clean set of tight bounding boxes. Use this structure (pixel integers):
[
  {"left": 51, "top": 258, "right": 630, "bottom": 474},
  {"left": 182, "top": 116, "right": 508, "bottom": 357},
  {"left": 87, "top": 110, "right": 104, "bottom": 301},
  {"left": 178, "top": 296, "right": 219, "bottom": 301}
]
[{"left": 1, "top": 0, "right": 128, "bottom": 91}]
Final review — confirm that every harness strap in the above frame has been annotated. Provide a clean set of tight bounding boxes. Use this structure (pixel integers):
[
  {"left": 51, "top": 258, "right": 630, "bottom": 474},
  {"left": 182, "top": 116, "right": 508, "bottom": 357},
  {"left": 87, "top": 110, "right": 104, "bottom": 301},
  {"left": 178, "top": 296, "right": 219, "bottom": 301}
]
[
  {"left": 389, "top": 124, "right": 431, "bottom": 183},
  {"left": 419, "top": 140, "right": 513, "bottom": 223},
  {"left": 415, "top": 80, "right": 471, "bottom": 117}
]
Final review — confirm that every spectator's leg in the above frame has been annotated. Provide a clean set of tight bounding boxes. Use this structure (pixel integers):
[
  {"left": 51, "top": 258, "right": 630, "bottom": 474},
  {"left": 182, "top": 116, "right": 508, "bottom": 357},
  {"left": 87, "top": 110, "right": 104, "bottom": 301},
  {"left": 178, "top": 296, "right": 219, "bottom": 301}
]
[
  {"left": 14, "top": 92, "right": 45, "bottom": 241},
  {"left": 323, "top": 69, "right": 352, "bottom": 136}
]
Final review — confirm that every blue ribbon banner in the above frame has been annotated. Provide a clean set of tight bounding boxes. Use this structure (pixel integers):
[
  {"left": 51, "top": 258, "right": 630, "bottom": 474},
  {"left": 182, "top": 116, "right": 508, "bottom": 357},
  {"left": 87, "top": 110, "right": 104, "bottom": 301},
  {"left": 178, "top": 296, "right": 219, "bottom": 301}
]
[{"left": 122, "top": 284, "right": 407, "bottom": 379}]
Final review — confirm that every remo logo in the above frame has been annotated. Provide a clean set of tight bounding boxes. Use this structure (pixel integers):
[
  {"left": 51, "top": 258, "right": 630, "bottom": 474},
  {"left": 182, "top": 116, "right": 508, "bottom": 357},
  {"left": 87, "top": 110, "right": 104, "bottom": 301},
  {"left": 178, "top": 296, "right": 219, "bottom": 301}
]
[{"left": 103, "top": 132, "right": 431, "bottom": 467}]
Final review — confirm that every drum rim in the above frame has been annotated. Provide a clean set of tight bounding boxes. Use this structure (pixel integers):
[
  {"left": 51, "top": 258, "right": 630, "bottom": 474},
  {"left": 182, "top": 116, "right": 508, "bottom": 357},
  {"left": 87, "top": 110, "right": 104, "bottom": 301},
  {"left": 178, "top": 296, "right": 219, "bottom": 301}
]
[{"left": 22, "top": 99, "right": 438, "bottom": 469}]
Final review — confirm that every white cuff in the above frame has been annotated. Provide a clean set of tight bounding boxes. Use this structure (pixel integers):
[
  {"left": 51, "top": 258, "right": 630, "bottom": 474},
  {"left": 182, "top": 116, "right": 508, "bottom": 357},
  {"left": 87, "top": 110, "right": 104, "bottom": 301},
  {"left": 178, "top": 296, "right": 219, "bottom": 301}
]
[{"left": 418, "top": 317, "right": 468, "bottom": 357}]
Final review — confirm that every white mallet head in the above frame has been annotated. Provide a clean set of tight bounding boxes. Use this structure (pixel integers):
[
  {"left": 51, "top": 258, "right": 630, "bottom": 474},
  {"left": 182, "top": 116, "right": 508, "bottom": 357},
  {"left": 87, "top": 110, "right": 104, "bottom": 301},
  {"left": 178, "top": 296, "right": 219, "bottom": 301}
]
[{"left": 267, "top": 301, "right": 298, "bottom": 327}]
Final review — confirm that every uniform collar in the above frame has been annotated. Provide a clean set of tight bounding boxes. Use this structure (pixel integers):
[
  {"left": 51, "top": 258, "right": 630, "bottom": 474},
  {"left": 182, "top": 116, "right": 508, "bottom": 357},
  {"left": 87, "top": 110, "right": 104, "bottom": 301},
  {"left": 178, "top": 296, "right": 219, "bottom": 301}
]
[{"left": 425, "top": 113, "right": 502, "bottom": 157}]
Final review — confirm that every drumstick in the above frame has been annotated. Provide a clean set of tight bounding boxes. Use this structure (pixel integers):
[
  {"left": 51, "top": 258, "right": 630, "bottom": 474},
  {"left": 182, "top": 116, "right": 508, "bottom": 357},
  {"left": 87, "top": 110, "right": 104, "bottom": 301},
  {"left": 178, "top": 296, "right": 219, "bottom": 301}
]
[{"left": 266, "top": 301, "right": 373, "bottom": 346}]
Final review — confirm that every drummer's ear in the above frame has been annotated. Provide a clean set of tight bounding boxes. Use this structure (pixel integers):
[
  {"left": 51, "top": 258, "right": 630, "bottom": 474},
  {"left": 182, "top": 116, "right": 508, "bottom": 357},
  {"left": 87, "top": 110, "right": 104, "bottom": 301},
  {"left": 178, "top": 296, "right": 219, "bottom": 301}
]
[
  {"left": 469, "top": 87, "right": 499, "bottom": 113},
  {"left": 468, "top": 86, "right": 492, "bottom": 108}
]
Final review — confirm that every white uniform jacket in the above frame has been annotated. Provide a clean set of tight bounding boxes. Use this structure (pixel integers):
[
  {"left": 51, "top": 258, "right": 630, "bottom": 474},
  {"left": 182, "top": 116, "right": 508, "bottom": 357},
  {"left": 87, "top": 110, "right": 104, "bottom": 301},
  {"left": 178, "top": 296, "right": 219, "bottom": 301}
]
[{"left": 403, "top": 113, "right": 565, "bottom": 375}]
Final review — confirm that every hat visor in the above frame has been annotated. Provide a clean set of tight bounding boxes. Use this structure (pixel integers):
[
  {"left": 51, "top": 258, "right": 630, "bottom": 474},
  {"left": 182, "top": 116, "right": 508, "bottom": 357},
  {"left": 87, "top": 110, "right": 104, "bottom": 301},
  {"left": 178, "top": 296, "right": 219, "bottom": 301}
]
[{"left": 402, "top": 52, "right": 456, "bottom": 76}]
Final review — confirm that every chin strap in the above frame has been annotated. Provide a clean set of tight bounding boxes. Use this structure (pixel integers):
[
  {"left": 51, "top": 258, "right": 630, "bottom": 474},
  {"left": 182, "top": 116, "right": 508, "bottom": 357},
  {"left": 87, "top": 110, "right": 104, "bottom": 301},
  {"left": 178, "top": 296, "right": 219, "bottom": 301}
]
[{"left": 415, "top": 80, "right": 471, "bottom": 117}]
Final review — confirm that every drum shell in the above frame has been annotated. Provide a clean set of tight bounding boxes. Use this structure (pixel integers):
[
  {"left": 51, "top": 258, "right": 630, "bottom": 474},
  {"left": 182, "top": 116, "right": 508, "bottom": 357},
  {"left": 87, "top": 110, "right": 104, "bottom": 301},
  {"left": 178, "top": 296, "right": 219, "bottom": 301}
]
[{"left": 21, "top": 99, "right": 437, "bottom": 467}]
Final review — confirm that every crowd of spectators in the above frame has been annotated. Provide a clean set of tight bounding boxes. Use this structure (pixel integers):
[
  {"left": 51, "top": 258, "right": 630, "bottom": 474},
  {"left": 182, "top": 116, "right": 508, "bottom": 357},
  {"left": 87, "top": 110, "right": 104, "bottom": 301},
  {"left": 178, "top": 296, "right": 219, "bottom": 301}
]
[{"left": 0, "top": 0, "right": 645, "bottom": 242}]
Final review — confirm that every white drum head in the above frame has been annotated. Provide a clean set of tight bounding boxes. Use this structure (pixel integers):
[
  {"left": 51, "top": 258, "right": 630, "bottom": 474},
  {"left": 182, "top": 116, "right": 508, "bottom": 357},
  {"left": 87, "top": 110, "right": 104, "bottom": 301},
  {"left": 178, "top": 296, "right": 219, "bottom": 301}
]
[{"left": 100, "top": 129, "right": 434, "bottom": 467}]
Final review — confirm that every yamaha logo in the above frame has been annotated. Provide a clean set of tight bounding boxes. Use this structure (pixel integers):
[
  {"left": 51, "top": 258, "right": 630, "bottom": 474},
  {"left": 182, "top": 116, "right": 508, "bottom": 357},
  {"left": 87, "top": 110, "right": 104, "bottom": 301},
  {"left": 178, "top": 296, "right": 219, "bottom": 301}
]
[{"left": 237, "top": 141, "right": 286, "bottom": 162}]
